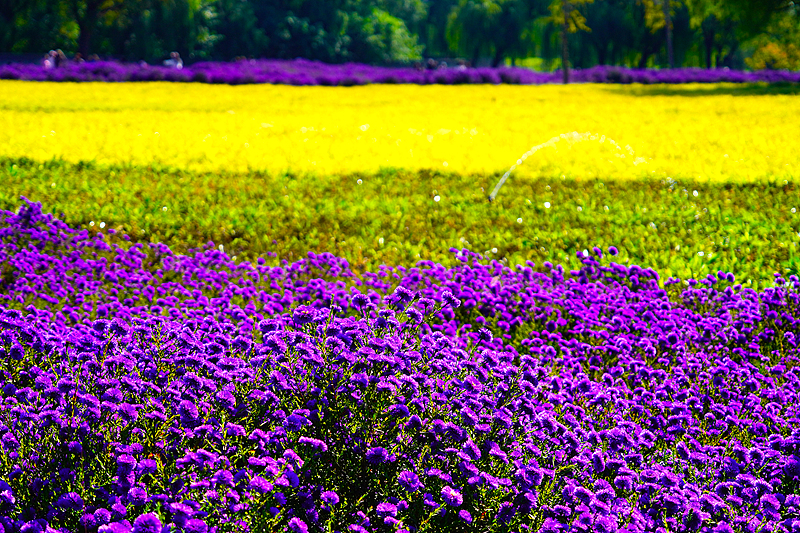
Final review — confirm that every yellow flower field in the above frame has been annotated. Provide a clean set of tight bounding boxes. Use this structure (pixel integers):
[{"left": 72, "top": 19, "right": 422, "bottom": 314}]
[{"left": 1, "top": 81, "right": 797, "bottom": 182}]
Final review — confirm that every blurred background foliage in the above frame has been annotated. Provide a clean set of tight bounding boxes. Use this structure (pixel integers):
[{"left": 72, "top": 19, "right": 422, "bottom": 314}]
[{"left": 0, "top": 0, "right": 799, "bottom": 70}]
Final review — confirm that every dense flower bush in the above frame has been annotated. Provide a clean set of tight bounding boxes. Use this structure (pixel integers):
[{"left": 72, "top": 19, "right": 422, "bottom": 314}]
[
  {"left": 0, "top": 199, "right": 799, "bottom": 532},
  {"left": 1, "top": 59, "right": 799, "bottom": 85}
]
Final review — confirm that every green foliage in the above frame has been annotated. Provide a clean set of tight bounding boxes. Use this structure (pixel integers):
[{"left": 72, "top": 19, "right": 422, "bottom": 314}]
[
  {"left": 2, "top": 158, "right": 798, "bottom": 288},
  {"left": 2, "top": 0, "right": 798, "bottom": 69}
]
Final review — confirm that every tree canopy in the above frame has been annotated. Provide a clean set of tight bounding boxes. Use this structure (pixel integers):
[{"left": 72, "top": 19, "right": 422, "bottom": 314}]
[{"left": 1, "top": 0, "right": 798, "bottom": 70}]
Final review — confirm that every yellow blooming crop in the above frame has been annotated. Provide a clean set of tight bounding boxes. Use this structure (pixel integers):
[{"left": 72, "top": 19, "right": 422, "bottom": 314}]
[{"left": 0, "top": 81, "right": 797, "bottom": 182}]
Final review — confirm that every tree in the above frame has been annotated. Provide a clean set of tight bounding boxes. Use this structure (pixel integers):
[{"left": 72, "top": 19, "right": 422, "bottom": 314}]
[
  {"left": 547, "top": 0, "right": 593, "bottom": 83},
  {"left": 745, "top": 7, "right": 800, "bottom": 70},
  {"left": 207, "top": 0, "right": 267, "bottom": 60},
  {"left": 0, "top": 0, "right": 35, "bottom": 51},
  {"left": 727, "top": 0, "right": 796, "bottom": 38},
  {"left": 581, "top": 0, "right": 636, "bottom": 66},
  {"left": 63, "top": 0, "right": 134, "bottom": 57},
  {"left": 684, "top": 0, "right": 740, "bottom": 68},
  {"left": 639, "top": 0, "right": 679, "bottom": 67}
]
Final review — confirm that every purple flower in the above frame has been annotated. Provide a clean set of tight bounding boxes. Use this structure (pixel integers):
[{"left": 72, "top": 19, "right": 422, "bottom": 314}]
[
  {"left": 298, "top": 436, "right": 328, "bottom": 451},
  {"left": 111, "top": 502, "right": 127, "bottom": 519},
  {"left": 423, "top": 492, "right": 439, "bottom": 508},
  {"left": 591, "top": 450, "right": 606, "bottom": 473},
  {"left": 178, "top": 400, "right": 200, "bottom": 425},
  {"left": 761, "top": 493, "right": 781, "bottom": 511},
  {"left": 458, "top": 510, "right": 472, "bottom": 523},
  {"left": 573, "top": 486, "right": 593, "bottom": 504},
  {"left": 351, "top": 293, "right": 370, "bottom": 308},
  {"left": 216, "top": 389, "right": 236, "bottom": 410},
  {"left": 784, "top": 457, "right": 800, "bottom": 480},
  {"left": 376, "top": 502, "right": 398, "bottom": 517},
  {"left": 293, "top": 305, "right": 318, "bottom": 325},
  {"left": 184, "top": 519, "right": 208, "bottom": 533},
  {"left": 442, "top": 291, "right": 461, "bottom": 308},
  {"left": 94, "top": 508, "right": 112, "bottom": 525},
  {"left": 250, "top": 476, "right": 273, "bottom": 494},
  {"left": 211, "top": 469, "right": 234, "bottom": 487},
  {"left": 136, "top": 458, "right": 157, "bottom": 476},
  {"left": 116, "top": 454, "right": 137, "bottom": 475},
  {"left": 540, "top": 518, "right": 565, "bottom": 533},
  {"left": 387, "top": 403, "right": 410, "bottom": 418},
  {"left": 56, "top": 491, "right": 84, "bottom": 510},
  {"left": 132, "top": 513, "right": 162, "bottom": 533},
  {"left": 99, "top": 522, "right": 132, "bottom": 533},
  {"left": 127, "top": 486, "right": 148, "bottom": 506},
  {"left": 366, "top": 446, "right": 389, "bottom": 464},
  {"left": 595, "top": 516, "right": 617, "bottom": 533},
  {"left": 398, "top": 470, "right": 423, "bottom": 492},
  {"left": 712, "top": 522, "right": 733, "bottom": 533},
  {"left": 1, "top": 432, "right": 19, "bottom": 451},
  {"left": 288, "top": 517, "right": 308, "bottom": 533},
  {"left": 285, "top": 413, "right": 311, "bottom": 432},
  {"left": 496, "top": 501, "right": 515, "bottom": 524},
  {"left": 614, "top": 476, "right": 634, "bottom": 491},
  {"left": 440, "top": 486, "right": 463, "bottom": 507},
  {"left": 321, "top": 491, "right": 339, "bottom": 505},
  {"left": 405, "top": 415, "right": 422, "bottom": 430},
  {"left": 20, "top": 522, "right": 43, "bottom": 533}
]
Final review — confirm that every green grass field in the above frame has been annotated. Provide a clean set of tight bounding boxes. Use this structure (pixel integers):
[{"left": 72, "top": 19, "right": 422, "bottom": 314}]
[{"left": 3, "top": 158, "right": 798, "bottom": 286}]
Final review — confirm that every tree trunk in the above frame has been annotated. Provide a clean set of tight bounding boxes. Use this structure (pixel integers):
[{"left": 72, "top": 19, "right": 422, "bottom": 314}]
[
  {"left": 492, "top": 47, "right": 505, "bottom": 67},
  {"left": 662, "top": 0, "right": 673, "bottom": 68},
  {"left": 77, "top": 22, "right": 94, "bottom": 57},
  {"left": 597, "top": 45, "right": 607, "bottom": 66},
  {"left": 638, "top": 52, "right": 650, "bottom": 69},
  {"left": 471, "top": 46, "right": 480, "bottom": 68},
  {"left": 561, "top": 0, "right": 570, "bottom": 84},
  {"left": 702, "top": 19, "right": 715, "bottom": 69},
  {"left": 722, "top": 42, "right": 739, "bottom": 68}
]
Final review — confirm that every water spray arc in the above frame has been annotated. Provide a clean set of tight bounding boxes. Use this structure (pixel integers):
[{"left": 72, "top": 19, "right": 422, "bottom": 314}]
[{"left": 487, "top": 131, "right": 645, "bottom": 202}]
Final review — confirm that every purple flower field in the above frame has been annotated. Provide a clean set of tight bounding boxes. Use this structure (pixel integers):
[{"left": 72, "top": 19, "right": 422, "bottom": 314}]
[
  {"left": 1, "top": 59, "right": 799, "bottom": 85},
  {"left": 1, "top": 199, "right": 799, "bottom": 533}
]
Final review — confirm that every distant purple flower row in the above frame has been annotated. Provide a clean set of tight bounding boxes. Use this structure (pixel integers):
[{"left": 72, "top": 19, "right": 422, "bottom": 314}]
[
  {"left": 1, "top": 59, "right": 799, "bottom": 85},
  {"left": 0, "top": 199, "right": 799, "bottom": 533}
]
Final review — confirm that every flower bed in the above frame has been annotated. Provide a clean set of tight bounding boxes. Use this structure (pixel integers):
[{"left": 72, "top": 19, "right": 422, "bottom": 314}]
[
  {"left": 0, "top": 200, "right": 798, "bottom": 532},
  {"left": 1, "top": 59, "right": 799, "bottom": 85}
]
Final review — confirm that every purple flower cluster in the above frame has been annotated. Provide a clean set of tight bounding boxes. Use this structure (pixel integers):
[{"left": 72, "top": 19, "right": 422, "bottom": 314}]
[
  {"left": 0, "top": 199, "right": 799, "bottom": 532},
  {"left": 1, "top": 59, "right": 799, "bottom": 85}
]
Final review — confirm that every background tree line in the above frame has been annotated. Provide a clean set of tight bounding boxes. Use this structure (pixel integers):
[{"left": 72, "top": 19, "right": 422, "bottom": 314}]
[{"left": 1, "top": 0, "right": 798, "bottom": 70}]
